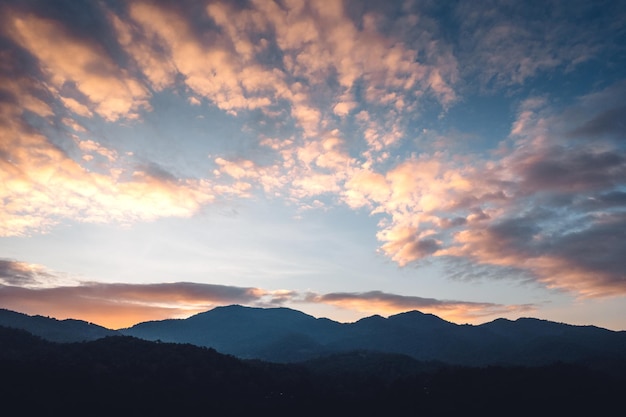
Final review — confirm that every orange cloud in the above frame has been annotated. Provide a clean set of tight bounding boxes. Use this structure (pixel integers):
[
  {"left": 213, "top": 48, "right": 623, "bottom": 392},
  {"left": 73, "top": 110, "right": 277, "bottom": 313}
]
[
  {"left": 4, "top": 10, "right": 150, "bottom": 121},
  {"left": 442, "top": 215, "right": 626, "bottom": 298},
  {"left": 1, "top": 77, "right": 53, "bottom": 118},
  {"left": 214, "top": 157, "right": 287, "bottom": 195},
  {"left": 119, "top": 1, "right": 287, "bottom": 116},
  {"left": 108, "top": 12, "right": 177, "bottom": 92},
  {"left": 0, "top": 281, "right": 278, "bottom": 329},
  {"left": 0, "top": 100, "right": 214, "bottom": 236},
  {"left": 343, "top": 169, "right": 390, "bottom": 210},
  {"left": 76, "top": 139, "right": 117, "bottom": 162},
  {"left": 114, "top": 0, "right": 457, "bottom": 148},
  {"left": 103, "top": 0, "right": 462, "bottom": 217}
]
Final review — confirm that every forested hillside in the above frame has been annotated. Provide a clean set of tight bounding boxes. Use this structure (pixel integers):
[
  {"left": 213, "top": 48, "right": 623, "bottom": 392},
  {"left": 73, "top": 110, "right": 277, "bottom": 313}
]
[{"left": 1, "top": 326, "right": 622, "bottom": 416}]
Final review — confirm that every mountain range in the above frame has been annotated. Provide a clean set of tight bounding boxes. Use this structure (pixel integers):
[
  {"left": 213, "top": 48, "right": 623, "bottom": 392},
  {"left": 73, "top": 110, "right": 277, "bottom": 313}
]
[{"left": 2, "top": 305, "right": 626, "bottom": 370}]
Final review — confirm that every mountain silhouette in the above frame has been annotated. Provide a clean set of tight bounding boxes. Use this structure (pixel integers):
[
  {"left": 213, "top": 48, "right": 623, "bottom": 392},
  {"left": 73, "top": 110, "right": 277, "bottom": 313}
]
[
  {"left": 121, "top": 305, "right": 343, "bottom": 361},
  {"left": 3, "top": 305, "right": 625, "bottom": 371},
  {"left": 0, "top": 308, "right": 118, "bottom": 342},
  {"left": 120, "top": 305, "right": 626, "bottom": 369}
]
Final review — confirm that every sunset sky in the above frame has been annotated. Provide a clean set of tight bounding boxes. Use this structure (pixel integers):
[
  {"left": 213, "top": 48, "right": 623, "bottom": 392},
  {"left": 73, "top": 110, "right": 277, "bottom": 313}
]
[{"left": 1, "top": 0, "right": 625, "bottom": 330}]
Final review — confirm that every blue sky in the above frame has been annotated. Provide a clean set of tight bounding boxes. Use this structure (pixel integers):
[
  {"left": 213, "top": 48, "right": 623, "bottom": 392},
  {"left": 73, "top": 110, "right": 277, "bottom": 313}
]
[{"left": 1, "top": 0, "right": 625, "bottom": 329}]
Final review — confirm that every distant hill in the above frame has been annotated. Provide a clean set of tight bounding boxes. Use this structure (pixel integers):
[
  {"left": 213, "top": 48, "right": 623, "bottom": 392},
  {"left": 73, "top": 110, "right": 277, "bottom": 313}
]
[{"left": 0, "top": 308, "right": 119, "bottom": 342}]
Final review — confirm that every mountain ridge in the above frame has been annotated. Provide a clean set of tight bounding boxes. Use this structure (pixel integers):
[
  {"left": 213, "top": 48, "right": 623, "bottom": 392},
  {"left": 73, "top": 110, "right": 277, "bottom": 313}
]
[
  {"left": 0, "top": 308, "right": 119, "bottom": 342},
  {"left": 2, "top": 304, "right": 625, "bottom": 371}
]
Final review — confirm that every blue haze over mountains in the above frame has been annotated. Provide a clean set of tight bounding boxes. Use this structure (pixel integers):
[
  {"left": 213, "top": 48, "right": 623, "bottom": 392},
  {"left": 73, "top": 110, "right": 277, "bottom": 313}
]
[{"left": 2, "top": 305, "right": 625, "bottom": 370}]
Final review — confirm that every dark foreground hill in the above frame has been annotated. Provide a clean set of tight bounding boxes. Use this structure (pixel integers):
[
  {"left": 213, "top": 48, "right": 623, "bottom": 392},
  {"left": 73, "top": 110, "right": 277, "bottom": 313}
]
[{"left": 0, "top": 325, "right": 623, "bottom": 417}]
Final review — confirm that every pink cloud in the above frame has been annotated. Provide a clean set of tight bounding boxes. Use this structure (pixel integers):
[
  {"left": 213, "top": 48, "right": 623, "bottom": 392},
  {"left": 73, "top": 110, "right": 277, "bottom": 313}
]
[
  {"left": 0, "top": 101, "right": 214, "bottom": 236},
  {"left": 118, "top": 1, "right": 287, "bottom": 117},
  {"left": 1, "top": 78, "right": 53, "bottom": 118},
  {"left": 343, "top": 169, "right": 390, "bottom": 210},
  {"left": 103, "top": 0, "right": 461, "bottom": 213},
  {"left": 441, "top": 214, "right": 626, "bottom": 298},
  {"left": 77, "top": 139, "right": 117, "bottom": 163},
  {"left": 4, "top": 10, "right": 150, "bottom": 121},
  {"left": 340, "top": 86, "right": 626, "bottom": 298}
]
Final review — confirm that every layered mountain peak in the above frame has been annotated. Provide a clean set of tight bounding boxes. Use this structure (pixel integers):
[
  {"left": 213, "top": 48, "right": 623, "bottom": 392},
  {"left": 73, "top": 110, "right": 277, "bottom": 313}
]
[
  {"left": 3, "top": 305, "right": 626, "bottom": 368},
  {"left": 387, "top": 310, "right": 455, "bottom": 328}
]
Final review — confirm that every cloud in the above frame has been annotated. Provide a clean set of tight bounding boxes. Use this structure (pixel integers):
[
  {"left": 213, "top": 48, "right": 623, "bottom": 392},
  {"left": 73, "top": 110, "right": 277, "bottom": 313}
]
[
  {"left": 0, "top": 280, "right": 285, "bottom": 329},
  {"left": 0, "top": 103, "right": 215, "bottom": 236},
  {"left": 377, "top": 225, "right": 443, "bottom": 266},
  {"left": 60, "top": 97, "right": 93, "bottom": 118},
  {"left": 343, "top": 168, "right": 390, "bottom": 209},
  {"left": 76, "top": 139, "right": 117, "bottom": 163},
  {"left": 333, "top": 100, "right": 357, "bottom": 117},
  {"left": 568, "top": 105, "right": 626, "bottom": 139},
  {"left": 348, "top": 82, "right": 626, "bottom": 297},
  {"left": 0, "top": 30, "right": 221, "bottom": 237},
  {"left": 0, "top": 259, "right": 57, "bottom": 287},
  {"left": 116, "top": 1, "right": 285, "bottom": 115},
  {"left": 1, "top": 0, "right": 462, "bottom": 236},
  {"left": 1, "top": 0, "right": 624, "bottom": 304},
  {"left": 214, "top": 156, "right": 287, "bottom": 196},
  {"left": 454, "top": 0, "right": 624, "bottom": 88},
  {"left": 108, "top": 10, "right": 177, "bottom": 92},
  {"left": 520, "top": 148, "right": 625, "bottom": 194},
  {"left": 3, "top": 8, "right": 150, "bottom": 121},
  {"left": 0, "top": 77, "right": 53, "bottom": 118},
  {"left": 540, "top": 213, "right": 626, "bottom": 296},
  {"left": 111, "top": 0, "right": 457, "bottom": 154},
  {"left": 443, "top": 212, "right": 626, "bottom": 297},
  {"left": 305, "top": 290, "right": 535, "bottom": 323},
  {"left": 437, "top": 89, "right": 625, "bottom": 296}
]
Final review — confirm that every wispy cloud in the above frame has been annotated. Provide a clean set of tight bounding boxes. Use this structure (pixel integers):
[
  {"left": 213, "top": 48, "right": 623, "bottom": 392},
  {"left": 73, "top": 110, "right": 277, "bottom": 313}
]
[
  {"left": 0, "top": 277, "right": 280, "bottom": 329},
  {"left": 0, "top": 107, "right": 215, "bottom": 236},
  {"left": 3, "top": 9, "right": 150, "bottom": 121},
  {"left": 455, "top": 0, "right": 624, "bottom": 88},
  {"left": 0, "top": 259, "right": 59, "bottom": 287}
]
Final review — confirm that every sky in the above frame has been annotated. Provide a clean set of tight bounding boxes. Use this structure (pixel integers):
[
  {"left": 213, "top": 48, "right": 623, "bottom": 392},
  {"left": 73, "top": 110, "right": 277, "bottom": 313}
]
[{"left": 1, "top": 0, "right": 625, "bottom": 331}]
